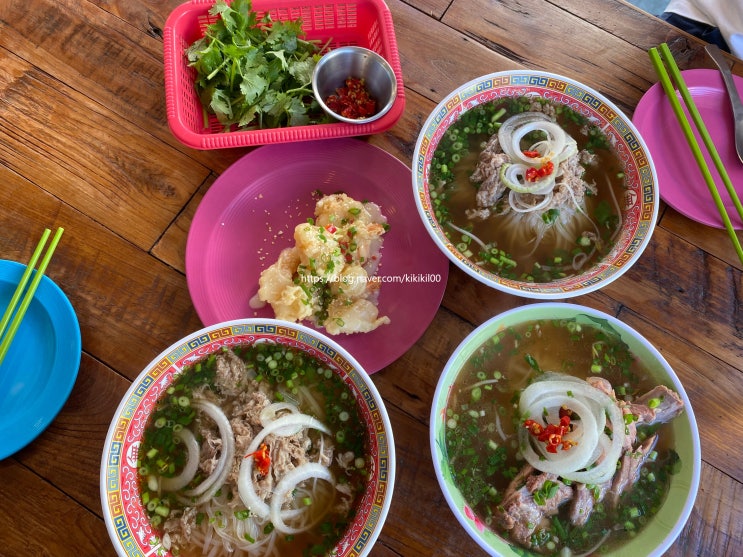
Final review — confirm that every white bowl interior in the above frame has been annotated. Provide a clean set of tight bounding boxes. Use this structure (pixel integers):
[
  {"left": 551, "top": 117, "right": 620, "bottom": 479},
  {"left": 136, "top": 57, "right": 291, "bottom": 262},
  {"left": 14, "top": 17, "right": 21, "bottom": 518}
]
[{"left": 430, "top": 303, "right": 700, "bottom": 557}]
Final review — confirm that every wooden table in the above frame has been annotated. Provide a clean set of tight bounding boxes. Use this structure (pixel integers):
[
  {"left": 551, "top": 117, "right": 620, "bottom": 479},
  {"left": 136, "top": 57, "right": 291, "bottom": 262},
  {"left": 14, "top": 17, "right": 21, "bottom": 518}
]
[{"left": 1, "top": 0, "right": 741, "bottom": 555}]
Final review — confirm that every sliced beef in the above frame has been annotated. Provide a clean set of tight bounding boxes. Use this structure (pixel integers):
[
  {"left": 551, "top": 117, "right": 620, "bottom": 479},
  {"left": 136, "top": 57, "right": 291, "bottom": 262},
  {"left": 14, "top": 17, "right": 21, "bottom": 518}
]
[
  {"left": 503, "top": 463, "right": 536, "bottom": 498},
  {"left": 606, "top": 433, "right": 658, "bottom": 508},
  {"left": 495, "top": 469, "right": 573, "bottom": 548},
  {"left": 162, "top": 506, "right": 198, "bottom": 552},
  {"left": 633, "top": 385, "right": 684, "bottom": 425},
  {"left": 497, "top": 489, "right": 544, "bottom": 547},
  {"left": 468, "top": 134, "right": 509, "bottom": 220},
  {"left": 620, "top": 405, "right": 638, "bottom": 450},
  {"left": 586, "top": 376, "right": 639, "bottom": 449},
  {"left": 568, "top": 480, "right": 611, "bottom": 527},
  {"left": 271, "top": 432, "right": 312, "bottom": 476},
  {"left": 525, "top": 473, "right": 572, "bottom": 515},
  {"left": 586, "top": 375, "right": 615, "bottom": 398},
  {"left": 196, "top": 419, "right": 222, "bottom": 476},
  {"left": 568, "top": 483, "right": 594, "bottom": 527},
  {"left": 625, "top": 400, "right": 656, "bottom": 424}
]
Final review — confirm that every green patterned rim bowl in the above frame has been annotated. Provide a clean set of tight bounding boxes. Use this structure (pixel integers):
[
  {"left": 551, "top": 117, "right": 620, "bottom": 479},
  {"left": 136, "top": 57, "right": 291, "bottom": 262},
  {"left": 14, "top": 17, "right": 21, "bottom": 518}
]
[
  {"left": 413, "top": 71, "right": 658, "bottom": 299},
  {"left": 430, "top": 303, "right": 701, "bottom": 557},
  {"left": 101, "top": 319, "right": 395, "bottom": 557}
]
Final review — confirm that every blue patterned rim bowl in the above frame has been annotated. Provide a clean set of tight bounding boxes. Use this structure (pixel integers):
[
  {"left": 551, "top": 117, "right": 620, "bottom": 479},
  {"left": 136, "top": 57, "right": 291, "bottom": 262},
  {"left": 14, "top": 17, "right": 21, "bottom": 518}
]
[
  {"left": 412, "top": 70, "right": 659, "bottom": 299},
  {"left": 100, "top": 318, "right": 395, "bottom": 557},
  {"left": 430, "top": 303, "right": 701, "bottom": 557}
]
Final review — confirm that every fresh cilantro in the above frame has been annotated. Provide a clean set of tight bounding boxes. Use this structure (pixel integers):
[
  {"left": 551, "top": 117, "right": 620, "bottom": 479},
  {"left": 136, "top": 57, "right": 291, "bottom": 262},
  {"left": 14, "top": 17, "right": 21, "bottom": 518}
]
[{"left": 185, "top": 0, "right": 330, "bottom": 129}]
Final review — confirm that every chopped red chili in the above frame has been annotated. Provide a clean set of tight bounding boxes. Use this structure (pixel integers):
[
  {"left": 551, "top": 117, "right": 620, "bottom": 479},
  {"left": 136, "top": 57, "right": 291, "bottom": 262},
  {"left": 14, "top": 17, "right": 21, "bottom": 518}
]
[
  {"left": 324, "top": 77, "right": 377, "bottom": 120},
  {"left": 522, "top": 150, "right": 541, "bottom": 158},
  {"left": 523, "top": 412, "right": 575, "bottom": 453},
  {"left": 245, "top": 442, "right": 271, "bottom": 476},
  {"left": 525, "top": 160, "right": 555, "bottom": 182}
]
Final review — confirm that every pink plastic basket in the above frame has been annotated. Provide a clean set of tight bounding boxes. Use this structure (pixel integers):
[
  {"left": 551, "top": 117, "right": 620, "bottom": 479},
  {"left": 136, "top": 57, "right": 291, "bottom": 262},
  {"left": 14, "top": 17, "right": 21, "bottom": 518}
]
[{"left": 163, "top": 0, "right": 405, "bottom": 149}]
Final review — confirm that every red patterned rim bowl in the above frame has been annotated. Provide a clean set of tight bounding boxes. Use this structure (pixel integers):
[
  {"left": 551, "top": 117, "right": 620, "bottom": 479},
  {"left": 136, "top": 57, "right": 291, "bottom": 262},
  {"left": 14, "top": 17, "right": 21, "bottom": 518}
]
[
  {"left": 100, "top": 319, "right": 395, "bottom": 557},
  {"left": 412, "top": 70, "right": 659, "bottom": 299}
]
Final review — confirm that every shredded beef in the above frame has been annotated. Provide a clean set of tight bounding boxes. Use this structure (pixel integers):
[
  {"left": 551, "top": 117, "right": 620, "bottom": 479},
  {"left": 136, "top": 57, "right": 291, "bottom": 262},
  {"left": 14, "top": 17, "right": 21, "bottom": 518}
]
[{"left": 213, "top": 350, "right": 249, "bottom": 397}]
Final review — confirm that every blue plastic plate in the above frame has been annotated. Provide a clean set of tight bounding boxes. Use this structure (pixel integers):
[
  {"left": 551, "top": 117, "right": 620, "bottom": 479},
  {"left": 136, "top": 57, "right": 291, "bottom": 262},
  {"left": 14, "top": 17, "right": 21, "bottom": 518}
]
[{"left": 0, "top": 259, "right": 81, "bottom": 459}]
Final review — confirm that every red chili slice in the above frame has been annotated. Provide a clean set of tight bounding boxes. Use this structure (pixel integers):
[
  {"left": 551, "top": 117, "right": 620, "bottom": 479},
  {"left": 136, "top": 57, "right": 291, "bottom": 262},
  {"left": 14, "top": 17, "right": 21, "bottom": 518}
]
[{"left": 324, "top": 77, "right": 377, "bottom": 119}]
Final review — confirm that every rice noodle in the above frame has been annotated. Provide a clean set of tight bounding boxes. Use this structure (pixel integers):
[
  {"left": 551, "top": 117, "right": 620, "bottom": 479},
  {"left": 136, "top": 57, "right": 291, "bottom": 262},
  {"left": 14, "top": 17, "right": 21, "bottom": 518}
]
[
  {"left": 446, "top": 221, "right": 489, "bottom": 251},
  {"left": 572, "top": 250, "right": 592, "bottom": 270},
  {"left": 606, "top": 176, "right": 623, "bottom": 244},
  {"left": 465, "top": 378, "right": 503, "bottom": 390},
  {"left": 201, "top": 490, "right": 277, "bottom": 555},
  {"left": 518, "top": 375, "right": 625, "bottom": 485},
  {"left": 297, "top": 385, "right": 325, "bottom": 418},
  {"left": 572, "top": 527, "right": 616, "bottom": 557},
  {"left": 564, "top": 182, "right": 602, "bottom": 242},
  {"left": 494, "top": 411, "right": 508, "bottom": 441},
  {"left": 160, "top": 427, "right": 200, "bottom": 492}
]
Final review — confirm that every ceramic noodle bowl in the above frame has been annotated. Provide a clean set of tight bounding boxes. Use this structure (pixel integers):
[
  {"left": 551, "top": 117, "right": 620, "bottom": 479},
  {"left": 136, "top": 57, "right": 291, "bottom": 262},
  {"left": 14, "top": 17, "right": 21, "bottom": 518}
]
[
  {"left": 101, "top": 319, "right": 395, "bottom": 557},
  {"left": 413, "top": 70, "right": 659, "bottom": 298},
  {"left": 430, "top": 303, "right": 700, "bottom": 556}
]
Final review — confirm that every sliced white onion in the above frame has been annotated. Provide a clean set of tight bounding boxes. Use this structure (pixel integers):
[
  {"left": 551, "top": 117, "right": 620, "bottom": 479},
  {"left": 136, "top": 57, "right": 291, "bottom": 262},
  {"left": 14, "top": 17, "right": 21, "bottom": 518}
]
[
  {"left": 511, "top": 121, "right": 567, "bottom": 165},
  {"left": 521, "top": 394, "right": 600, "bottom": 470},
  {"left": 498, "top": 112, "right": 552, "bottom": 161},
  {"left": 269, "top": 463, "right": 335, "bottom": 534},
  {"left": 500, "top": 163, "right": 556, "bottom": 195},
  {"left": 182, "top": 400, "right": 236, "bottom": 504},
  {"left": 560, "top": 137, "right": 579, "bottom": 161},
  {"left": 527, "top": 139, "right": 551, "bottom": 158},
  {"left": 259, "top": 402, "right": 301, "bottom": 435},
  {"left": 518, "top": 376, "right": 626, "bottom": 485},
  {"left": 508, "top": 189, "right": 554, "bottom": 213},
  {"left": 160, "top": 428, "right": 200, "bottom": 492},
  {"left": 238, "top": 413, "right": 331, "bottom": 519}
]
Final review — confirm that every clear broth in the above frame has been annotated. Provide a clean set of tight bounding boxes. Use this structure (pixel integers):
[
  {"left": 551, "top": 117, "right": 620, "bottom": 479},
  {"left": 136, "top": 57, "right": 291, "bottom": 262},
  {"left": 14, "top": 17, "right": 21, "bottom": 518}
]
[
  {"left": 138, "top": 342, "right": 369, "bottom": 557},
  {"left": 430, "top": 98, "right": 625, "bottom": 282},
  {"left": 444, "top": 318, "right": 680, "bottom": 555}
]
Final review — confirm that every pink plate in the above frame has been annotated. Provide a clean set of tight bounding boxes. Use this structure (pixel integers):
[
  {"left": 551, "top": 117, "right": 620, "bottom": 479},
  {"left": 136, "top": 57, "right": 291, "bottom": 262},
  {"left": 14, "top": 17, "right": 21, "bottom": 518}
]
[
  {"left": 186, "top": 138, "right": 449, "bottom": 373},
  {"left": 633, "top": 69, "right": 743, "bottom": 229}
]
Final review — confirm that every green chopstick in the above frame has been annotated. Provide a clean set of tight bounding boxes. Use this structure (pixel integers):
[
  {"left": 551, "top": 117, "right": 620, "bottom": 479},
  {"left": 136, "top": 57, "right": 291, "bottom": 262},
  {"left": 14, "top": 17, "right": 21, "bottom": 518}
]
[
  {"left": 0, "top": 227, "right": 65, "bottom": 365},
  {"left": 0, "top": 228, "right": 51, "bottom": 337},
  {"left": 648, "top": 43, "right": 743, "bottom": 265}
]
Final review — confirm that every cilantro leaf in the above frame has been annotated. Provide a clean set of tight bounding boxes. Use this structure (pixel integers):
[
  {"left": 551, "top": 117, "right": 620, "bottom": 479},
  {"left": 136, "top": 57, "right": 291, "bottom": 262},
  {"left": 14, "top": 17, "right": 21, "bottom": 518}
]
[{"left": 186, "top": 0, "right": 328, "bottom": 129}]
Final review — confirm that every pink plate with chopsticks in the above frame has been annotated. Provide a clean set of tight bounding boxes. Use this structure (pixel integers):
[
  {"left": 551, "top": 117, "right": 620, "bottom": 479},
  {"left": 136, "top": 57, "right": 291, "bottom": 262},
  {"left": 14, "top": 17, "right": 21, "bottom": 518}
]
[
  {"left": 633, "top": 68, "right": 743, "bottom": 230},
  {"left": 0, "top": 259, "right": 81, "bottom": 459}
]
